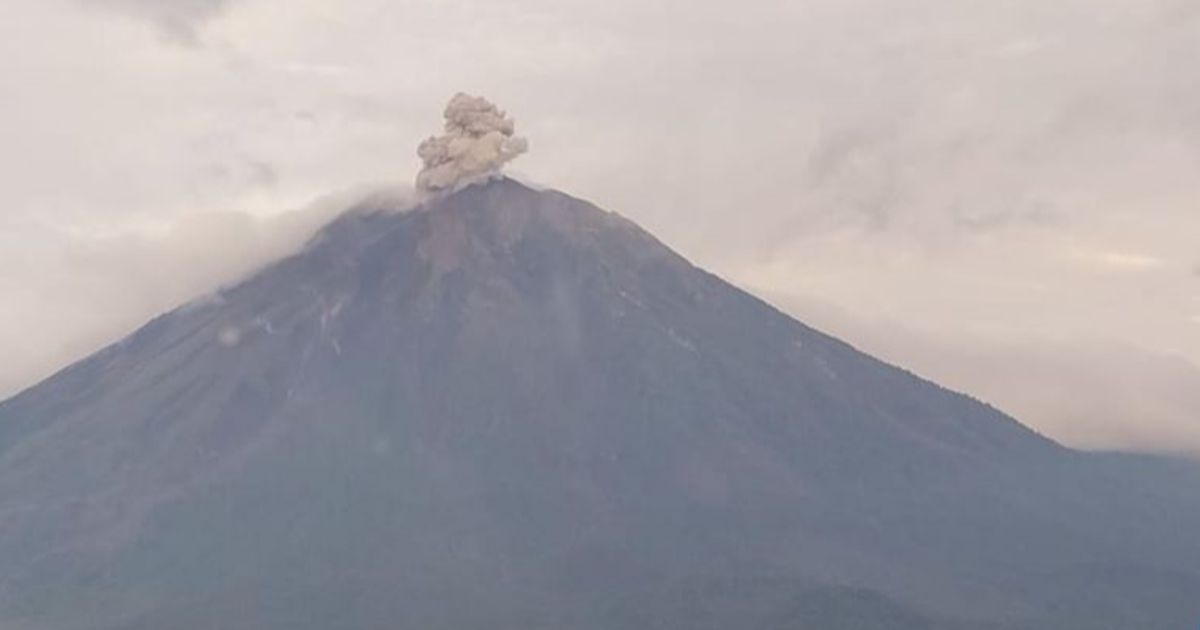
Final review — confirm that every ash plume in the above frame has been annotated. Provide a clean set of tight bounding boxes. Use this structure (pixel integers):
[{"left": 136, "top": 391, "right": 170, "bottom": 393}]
[{"left": 416, "top": 93, "right": 529, "bottom": 195}]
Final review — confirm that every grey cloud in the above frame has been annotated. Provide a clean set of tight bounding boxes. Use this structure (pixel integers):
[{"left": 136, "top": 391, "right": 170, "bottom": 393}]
[
  {"left": 802, "top": 126, "right": 904, "bottom": 231},
  {"left": 84, "top": 0, "right": 232, "bottom": 42},
  {"left": 950, "top": 201, "right": 1063, "bottom": 234},
  {"left": 204, "top": 156, "right": 280, "bottom": 190}
]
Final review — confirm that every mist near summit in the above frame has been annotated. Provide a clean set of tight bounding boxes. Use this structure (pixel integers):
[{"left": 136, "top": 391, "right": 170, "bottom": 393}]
[{"left": 2, "top": 0, "right": 1198, "bottom": 454}]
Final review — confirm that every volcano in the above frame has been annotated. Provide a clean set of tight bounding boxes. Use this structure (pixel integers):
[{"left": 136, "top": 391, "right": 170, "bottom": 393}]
[{"left": 2, "top": 179, "right": 1198, "bottom": 630}]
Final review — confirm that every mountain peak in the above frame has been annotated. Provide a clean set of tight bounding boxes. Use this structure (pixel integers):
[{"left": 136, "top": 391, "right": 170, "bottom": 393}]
[
  {"left": 11, "top": 178, "right": 1055, "bottom": 480},
  {"left": 19, "top": 178, "right": 1193, "bottom": 630}
]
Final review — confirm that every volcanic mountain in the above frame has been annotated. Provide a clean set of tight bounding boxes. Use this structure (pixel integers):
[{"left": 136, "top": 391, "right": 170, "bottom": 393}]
[{"left": 1, "top": 179, "right": 1198, "bottom": 629}]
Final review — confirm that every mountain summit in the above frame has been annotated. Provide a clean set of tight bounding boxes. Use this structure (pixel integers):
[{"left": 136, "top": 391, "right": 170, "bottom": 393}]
[{"left": 1, "top": 179, "right": 1199, "bottom": 629}]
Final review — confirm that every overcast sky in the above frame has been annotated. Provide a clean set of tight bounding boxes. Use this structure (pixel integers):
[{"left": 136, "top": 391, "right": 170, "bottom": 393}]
[{"left": 1, "top": 0, "right": 1197, "bottom": 452}]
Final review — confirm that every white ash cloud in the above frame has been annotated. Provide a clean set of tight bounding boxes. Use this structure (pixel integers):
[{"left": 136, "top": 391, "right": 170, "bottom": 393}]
[{"left": 416, "top": 93, "right": 529, "bottom": 194}]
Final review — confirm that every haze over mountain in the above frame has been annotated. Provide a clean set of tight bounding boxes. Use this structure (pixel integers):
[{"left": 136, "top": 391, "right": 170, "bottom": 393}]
[
  {"left": 769, "top": 294, "right": 1200, "bottom": 457},
  {"left": 2, "top": 176, "right": 1199, "bottom": 629}
]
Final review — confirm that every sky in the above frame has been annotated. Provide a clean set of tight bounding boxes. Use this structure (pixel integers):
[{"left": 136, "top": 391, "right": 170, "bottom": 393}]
[{"left": 1, "top": 0, "right": 1197, "bottom": 453}]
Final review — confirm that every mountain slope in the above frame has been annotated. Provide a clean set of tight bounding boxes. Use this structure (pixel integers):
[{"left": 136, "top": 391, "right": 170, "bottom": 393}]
[{"left": 1, "top": 179, "right": 1198, "bottom": 629}]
